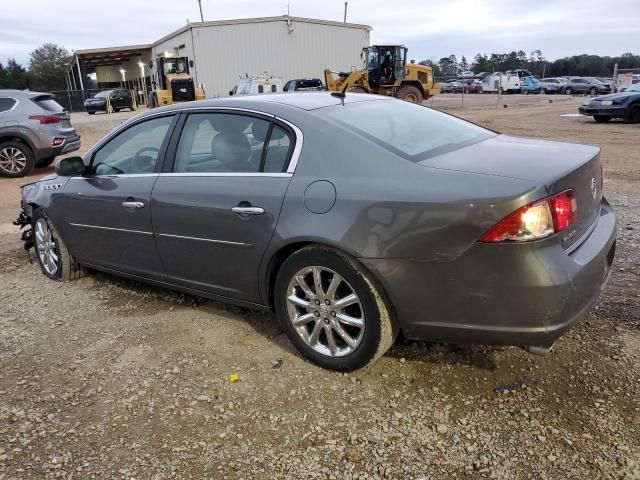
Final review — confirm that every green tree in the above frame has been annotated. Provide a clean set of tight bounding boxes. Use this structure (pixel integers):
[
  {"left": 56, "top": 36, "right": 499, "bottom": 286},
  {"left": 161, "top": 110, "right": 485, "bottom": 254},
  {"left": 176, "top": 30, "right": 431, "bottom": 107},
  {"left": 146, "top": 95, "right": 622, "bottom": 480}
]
[
  {"left": 0, "top": 59, "right": 29, "bottom": 89},
  {"left": 28, "top": 43, "right": 70, "bottom": 91}
]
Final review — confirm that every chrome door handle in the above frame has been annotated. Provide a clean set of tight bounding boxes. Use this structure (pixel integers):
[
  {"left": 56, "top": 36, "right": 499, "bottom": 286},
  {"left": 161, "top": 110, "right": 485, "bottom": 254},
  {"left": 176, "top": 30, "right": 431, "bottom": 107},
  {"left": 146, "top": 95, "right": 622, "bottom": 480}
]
[
  {"left": 232, "top": 206, "right": 265, "bottom": 215},
  {"left": 122, "top": 201, "right": 145, "bottom": 209}
]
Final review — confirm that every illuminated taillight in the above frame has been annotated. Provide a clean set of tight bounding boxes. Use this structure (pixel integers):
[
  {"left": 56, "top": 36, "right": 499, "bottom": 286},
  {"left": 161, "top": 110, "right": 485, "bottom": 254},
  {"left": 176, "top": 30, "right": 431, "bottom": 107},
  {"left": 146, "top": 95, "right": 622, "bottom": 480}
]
[
  {"left": 29, "top": 115, "right": 60, "bottom": 124},
  {"left": 480, "top": 189, "right": 578, "bottom": 243},
  {"left": 52, "top": 137, "right": 65, "bottom": 146}
]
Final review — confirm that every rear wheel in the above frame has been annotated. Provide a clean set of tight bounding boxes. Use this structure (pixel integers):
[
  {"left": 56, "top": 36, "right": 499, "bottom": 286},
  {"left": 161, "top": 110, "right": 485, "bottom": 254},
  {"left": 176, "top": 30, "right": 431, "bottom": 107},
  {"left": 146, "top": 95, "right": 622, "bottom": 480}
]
[
  {"left": 523, "top": 89, "right": 529, "bottom": 95},
  {"left": 396, "top": 85, "right": 423, "bottom": 104},
  {"left": 589, "top": 87, "right": 598, "bottom": 96},
  {"left": 32, "top": 209, "right": 84, "bottom": 281},
  {"left": 274, "top": 246, "right": 398, "bottom": 371},
  {"left": 624, "top": 104, "right": 640, "bottom": 123},
  {"left": 0, "top": 141, "right": 35, "bottom": 178},
  {"left": 593, "top": 115, "right": 611, "bottom": 123},
  {"left": 87, "top": 111, "right": 95, "bottom": 115},
  {"left": 564, "top": 87, "right": 573, "bottom": 95}
]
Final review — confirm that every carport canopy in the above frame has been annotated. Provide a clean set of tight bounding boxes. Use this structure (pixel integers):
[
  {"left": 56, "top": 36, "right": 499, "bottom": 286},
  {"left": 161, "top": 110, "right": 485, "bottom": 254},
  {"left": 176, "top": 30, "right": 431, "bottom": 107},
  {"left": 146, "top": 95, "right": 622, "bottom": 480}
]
[{"left": 70, "top": 44, "right": 152, "bottom": 90}]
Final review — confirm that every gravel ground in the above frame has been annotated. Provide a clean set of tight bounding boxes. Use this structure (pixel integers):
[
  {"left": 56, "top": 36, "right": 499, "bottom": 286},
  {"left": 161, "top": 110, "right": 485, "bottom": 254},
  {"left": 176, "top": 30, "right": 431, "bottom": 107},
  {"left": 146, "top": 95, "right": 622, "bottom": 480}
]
[{"left": 0, "top": 101, "right": 638, "bottom": 479}]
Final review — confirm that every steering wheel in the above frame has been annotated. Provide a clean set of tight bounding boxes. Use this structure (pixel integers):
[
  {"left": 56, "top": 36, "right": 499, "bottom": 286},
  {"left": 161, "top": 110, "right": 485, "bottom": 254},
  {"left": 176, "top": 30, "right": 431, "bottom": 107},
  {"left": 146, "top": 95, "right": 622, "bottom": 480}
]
[{"left": 132, "top": 147, "right": 160, "bottom": 173}]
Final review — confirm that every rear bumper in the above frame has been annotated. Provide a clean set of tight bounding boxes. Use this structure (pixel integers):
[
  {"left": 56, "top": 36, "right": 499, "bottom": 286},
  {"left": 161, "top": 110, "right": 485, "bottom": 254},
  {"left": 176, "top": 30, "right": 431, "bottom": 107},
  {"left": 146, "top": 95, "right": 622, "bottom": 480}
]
[
  {"left": 579, "top": 106, "right": 626, "bottom": 118},
  {"left": 34, "top": 134, "right": 81, "bottom": 159},
  {"left": 361, "top": 199, "right": 616, "bottom": 348}
]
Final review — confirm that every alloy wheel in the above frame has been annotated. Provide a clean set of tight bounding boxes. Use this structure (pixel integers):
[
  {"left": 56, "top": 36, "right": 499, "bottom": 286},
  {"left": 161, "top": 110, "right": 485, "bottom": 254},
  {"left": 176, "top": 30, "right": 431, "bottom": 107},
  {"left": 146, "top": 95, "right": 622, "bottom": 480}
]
[
  {"left": 0, "top": 147, "right": 27, "bottom": 174},
  {"left": 34, "top": 218, "right": 59, "bottom": 276},
  {"left": 286, "top": 266, "right": 365, "bottom": 357}
]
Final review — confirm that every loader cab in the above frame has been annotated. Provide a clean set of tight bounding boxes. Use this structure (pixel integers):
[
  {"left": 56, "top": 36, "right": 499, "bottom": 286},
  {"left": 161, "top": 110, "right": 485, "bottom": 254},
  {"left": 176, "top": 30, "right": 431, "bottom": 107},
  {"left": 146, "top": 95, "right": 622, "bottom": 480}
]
[
  {"left": 363, "top": 45, "right": 408, "bottom": 88},
  {"left": 156, "top": 56, "right": 190, "bottom": 90}
]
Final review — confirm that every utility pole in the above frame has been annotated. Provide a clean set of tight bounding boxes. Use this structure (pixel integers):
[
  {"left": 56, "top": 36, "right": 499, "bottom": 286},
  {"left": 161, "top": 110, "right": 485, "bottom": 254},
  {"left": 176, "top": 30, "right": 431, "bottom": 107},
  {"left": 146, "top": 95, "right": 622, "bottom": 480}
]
[
  {"left": 344, "top": 2, "right": 348, "bottom": 22},
  {"left": 197, "top": 0, "right": 204, "bottom": 22}
]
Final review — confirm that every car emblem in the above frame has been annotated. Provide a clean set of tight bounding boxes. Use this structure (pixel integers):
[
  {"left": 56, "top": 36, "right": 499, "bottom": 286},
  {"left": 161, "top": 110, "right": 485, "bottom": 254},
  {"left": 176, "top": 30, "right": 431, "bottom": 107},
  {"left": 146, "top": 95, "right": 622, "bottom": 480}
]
[{"left": 590, "top": 178, "right": 597, "bottom": 200}]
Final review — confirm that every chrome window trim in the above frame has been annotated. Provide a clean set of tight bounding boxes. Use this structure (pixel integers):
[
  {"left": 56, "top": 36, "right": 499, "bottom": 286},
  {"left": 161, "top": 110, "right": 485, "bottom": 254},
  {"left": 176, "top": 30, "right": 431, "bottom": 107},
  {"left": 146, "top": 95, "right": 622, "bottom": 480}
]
[
  {"left": 0, "top": 96, "right": 19, "bottom": 113},
  {"left": 81, "top": 106, "right": 304, "bottom": 176},
  {"left": 158, "top": 172, "right": 292, "bottom": 178},
  {"left": 69, "top": 223, "right": 152, "bottom": 236},
  {"left": 156, "top": 232, "right": 251, "bottom": 247},
  {"left": 69, "top": 173, "right": 159, "bottom": 180}
]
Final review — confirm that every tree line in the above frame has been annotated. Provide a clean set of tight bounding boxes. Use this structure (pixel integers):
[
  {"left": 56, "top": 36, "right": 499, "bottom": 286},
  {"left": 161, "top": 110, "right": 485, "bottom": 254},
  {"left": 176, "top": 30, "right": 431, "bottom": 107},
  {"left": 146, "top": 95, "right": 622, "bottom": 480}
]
[
  {"left": 420, "top": 51, "right": 640, "bottom": 78},
  {"left": 0, "top": 43, "right": 73, "bottom": 92}
]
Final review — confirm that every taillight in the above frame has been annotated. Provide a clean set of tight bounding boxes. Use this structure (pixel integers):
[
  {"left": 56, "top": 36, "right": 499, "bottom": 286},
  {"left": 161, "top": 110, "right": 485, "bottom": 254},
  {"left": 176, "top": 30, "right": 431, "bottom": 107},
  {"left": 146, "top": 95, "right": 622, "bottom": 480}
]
[
  {"left": 28, "top": 115, "right": 60, "bottom": 124},
  {"left": 52, "top": 137, "right": 65, "bottom": 146},
  {"left": 480, "top": 189, "right": 578, "bottom": 243}
]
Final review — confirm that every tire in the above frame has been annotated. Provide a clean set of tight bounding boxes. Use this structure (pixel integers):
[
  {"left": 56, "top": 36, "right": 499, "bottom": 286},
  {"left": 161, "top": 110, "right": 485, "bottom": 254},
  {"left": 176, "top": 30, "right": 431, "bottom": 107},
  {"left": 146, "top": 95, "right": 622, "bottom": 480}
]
[
  {"left": 396, "top": 85, "right": 423, "bottom": 104},
  {"left": 274, "top": 246, "right": 398, "bottom": 371},
  {"left": 0, "top": 141, "right": 35, "bottom": 178},
  {"left": 624, "top": 104, "right": 640, "bottom": 124},
  {"left": 35, "top": 156, "right": 56, "bottom": 167},
  {"left": 564, "top": 87, "right": 572, "bottom": 95},
  {"left": 87, "top": 111, "right": 95, "bottom": 115},
  {"left": 589, "top": 87, "right": 598, "bottom": 96},
  {"left": 113, "top": 108, "right": 120, "bottom": 113},
  {"left": 32, "top": 209, "right": 84, "bottom": 281},
  {"left": 541, "top": 88, "right": 547, "bottom": 94},
  {"left": 593, "top": 115, "right": 611, "bottom": 123},
  {"left": 523, "top": 89, "right": 529, "bottom": 95}
]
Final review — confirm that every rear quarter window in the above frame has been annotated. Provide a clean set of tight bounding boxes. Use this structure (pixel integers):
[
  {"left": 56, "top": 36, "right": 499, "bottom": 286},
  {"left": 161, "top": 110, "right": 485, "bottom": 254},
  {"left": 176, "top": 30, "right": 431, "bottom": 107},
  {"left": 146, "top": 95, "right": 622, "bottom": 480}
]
[
  {"left": 324, "top": 100, "right": 495, "bottom": 161},
  {"left": 0, "top": 97, "right": 17, "bottom": 112}
]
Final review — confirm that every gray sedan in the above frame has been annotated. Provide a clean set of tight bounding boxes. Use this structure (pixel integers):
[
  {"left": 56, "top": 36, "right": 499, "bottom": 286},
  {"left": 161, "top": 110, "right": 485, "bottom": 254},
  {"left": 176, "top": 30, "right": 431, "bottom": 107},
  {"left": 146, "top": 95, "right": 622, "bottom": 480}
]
[{"left": 16, "top": 93, "right": 616, "bottom": 371}]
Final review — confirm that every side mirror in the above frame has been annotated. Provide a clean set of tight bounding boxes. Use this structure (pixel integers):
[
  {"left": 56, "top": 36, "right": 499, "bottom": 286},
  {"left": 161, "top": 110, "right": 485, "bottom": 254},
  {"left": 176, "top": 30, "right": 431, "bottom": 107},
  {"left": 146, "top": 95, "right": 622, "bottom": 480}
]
[
  {"left": 56, "top": 156, "right": 86, "bottom": 176},
  {"left": 229, "top": 90, "right": 234, "bottom": 96}
]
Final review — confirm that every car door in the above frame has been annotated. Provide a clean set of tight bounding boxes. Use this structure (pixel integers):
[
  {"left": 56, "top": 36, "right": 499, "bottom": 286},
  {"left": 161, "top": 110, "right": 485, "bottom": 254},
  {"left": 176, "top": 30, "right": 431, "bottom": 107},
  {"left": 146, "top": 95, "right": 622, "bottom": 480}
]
[
  {"left": 58, "top": 114, "right": 177, "bottom": 277},
  {"left": 151, "top": 110, "right": 297, "bottom": 303}
]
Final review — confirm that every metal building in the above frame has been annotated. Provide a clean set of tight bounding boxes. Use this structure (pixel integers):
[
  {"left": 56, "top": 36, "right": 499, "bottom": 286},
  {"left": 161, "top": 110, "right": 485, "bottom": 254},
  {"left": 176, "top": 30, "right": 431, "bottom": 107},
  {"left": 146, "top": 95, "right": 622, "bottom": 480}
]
[{"left": 71, "top": 16, "right": 371, "bottom": 99}]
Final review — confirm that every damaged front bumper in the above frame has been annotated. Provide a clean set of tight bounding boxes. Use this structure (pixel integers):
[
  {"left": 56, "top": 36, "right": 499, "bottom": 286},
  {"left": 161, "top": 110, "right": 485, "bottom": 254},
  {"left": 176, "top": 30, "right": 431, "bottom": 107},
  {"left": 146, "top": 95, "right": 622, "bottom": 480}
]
[{"left": 13, "top": 208, "right": 33, "bottom": 252}]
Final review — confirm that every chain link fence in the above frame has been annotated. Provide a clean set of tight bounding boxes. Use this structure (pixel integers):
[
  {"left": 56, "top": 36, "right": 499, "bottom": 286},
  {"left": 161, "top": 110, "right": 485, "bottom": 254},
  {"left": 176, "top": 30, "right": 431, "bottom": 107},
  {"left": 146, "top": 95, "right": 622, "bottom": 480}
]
[{"left": 51, "top": 89, "right": 152, "bottom": 113}]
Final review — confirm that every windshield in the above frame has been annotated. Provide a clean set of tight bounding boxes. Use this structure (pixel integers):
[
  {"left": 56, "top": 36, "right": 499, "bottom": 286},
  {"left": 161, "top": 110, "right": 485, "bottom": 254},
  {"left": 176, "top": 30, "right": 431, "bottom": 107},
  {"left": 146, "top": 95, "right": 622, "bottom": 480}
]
[
  {"left": 324, "top": 100, "right": 495, "bottom": 161},
  {"left": 95, "top": 90, "right": 113, "bottom": 98},
  {"left": 626, "top": 83, "right": 640, "bottom": 92}
]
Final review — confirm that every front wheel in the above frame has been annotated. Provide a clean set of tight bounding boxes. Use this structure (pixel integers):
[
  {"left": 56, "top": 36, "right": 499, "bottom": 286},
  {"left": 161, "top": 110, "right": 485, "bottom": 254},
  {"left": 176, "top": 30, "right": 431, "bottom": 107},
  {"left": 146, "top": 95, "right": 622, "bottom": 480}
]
[
  {"left": 396, "top": 85, "right": 423, "bottom": 104},
  {"left": 32, "top": 209, "right": 84, "bottom": 281},
  {"left": 589, "top": 87, "right": 598, "bottom": 96},
  {"left": 274, "top": 246, "right": 398, "bottom": 371},
  {"left": 564, "top": 87, "right": 572, "bottom": 95},
  {"left": 624, "top": 104, "right": 640, "bottom": 123}
]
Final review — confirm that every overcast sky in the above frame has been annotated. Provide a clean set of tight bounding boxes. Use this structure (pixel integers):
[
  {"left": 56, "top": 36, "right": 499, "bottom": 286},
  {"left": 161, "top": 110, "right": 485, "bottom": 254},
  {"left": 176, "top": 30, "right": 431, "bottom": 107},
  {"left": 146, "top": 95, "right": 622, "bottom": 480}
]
[{"left": 2, "top": 0, "right": 639, "bottom": 66}]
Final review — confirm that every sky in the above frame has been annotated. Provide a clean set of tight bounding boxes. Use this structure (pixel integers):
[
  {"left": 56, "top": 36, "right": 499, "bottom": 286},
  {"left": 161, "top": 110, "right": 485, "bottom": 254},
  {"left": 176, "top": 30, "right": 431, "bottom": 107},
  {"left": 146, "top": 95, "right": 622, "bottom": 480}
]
[{"left": 1, "top": 0, "right": 639, "bottom": 66}]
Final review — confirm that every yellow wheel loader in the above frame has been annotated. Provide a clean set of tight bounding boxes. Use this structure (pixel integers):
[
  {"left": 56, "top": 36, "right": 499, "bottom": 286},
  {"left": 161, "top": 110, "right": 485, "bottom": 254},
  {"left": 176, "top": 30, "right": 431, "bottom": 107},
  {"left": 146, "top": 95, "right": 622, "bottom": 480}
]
[
  {"left": 324, "top": 45, "right": 440, "bottom": 103},
  {"left": 149, "top": 56, "right": 205, "bottom": 108}
]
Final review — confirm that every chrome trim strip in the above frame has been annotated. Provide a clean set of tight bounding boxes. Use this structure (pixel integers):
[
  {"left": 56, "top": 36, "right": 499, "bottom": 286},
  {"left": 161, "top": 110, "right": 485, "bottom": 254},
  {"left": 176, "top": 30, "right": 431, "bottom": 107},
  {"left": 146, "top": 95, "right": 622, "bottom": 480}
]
[
  {"left": 157, "top": 232, "right": 251, "bottom": 247},
  {"left": 69, "top": 223, "right": 152, "bottom": 235},
  {"left": 158, "top": 172, "right": 292, "bottom": 178},
  {"left": 278, "top": 117, "right": 303, "bottom": 173},
  {"left": 69, "top": 174, "right": 159, "bottom": 179}
]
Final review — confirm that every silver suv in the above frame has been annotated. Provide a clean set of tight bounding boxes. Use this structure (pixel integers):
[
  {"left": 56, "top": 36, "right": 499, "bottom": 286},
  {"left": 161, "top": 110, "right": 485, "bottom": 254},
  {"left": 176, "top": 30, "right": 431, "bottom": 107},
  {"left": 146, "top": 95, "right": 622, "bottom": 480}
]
[{"left": 0, "top": 90, "right": 81, "bottom": 177}]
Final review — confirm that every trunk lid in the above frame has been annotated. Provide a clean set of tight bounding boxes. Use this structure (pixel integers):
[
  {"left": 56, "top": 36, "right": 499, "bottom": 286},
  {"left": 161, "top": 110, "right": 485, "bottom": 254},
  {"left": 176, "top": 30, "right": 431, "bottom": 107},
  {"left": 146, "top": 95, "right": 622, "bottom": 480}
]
[{"left": 418, "top": 134, "right": 603, "bottom": 250}]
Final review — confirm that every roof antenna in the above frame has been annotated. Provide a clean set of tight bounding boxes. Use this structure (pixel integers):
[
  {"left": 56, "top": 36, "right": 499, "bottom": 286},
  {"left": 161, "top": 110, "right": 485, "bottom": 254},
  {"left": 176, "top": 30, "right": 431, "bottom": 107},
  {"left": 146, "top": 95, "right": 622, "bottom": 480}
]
[
  {"left": 330, "top": 91, "right": 346, "bottom": 106},
  {"left": 287, "top": 0, "right": 290, "bottom": 16}
]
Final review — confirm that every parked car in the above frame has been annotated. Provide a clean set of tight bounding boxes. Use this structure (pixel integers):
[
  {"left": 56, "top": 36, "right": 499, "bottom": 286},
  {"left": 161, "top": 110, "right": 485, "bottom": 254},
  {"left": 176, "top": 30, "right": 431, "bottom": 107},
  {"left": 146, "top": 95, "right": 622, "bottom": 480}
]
[
  {"left": 540, "top": 77, "right": 567, "bottom": 94},
  {"left": 229, "top": 77, "right": 284, "bottom": 96},
  {"left": 561, "top": 77, "right": 611, "bottom": 96},
  {"left": 440, "top": 80, "right": 461, "bottom": 93},
  {"left": 84, "top": 89, "right": 135, "bottom": 114},
  {"left": 452, "top": 79, "right": 482, "bottom": 93},
  {"left": 474, "top": 72, "right": 491, "bottom": 79},
  {"left": 460, "top": 70, "right": 475, "bottom": 78},
  {"left": 284, "top": 78, "right": 325, "bottom": 92},
  {"left": 521, "top": 76, "right": 542, "bottom": 94},
  {"left": 579, "top": 83, "right": 640, "bottom": 123},
  {"left": 0, "top": 89, "right": 80, "bottom": 177},
  {"left": 16, "top": 93, "right": 616, "bottom": 371}
]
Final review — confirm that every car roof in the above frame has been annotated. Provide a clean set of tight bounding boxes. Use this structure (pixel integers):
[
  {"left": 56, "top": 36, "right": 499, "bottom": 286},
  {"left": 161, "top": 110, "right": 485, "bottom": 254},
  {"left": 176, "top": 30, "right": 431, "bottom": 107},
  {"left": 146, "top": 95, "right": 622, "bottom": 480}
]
[
  {"left": 0, "top": 89, "right": 51, "bottom": 98},
  {"left": 155, "top": 92, "right": 392, "bottom": 113}
]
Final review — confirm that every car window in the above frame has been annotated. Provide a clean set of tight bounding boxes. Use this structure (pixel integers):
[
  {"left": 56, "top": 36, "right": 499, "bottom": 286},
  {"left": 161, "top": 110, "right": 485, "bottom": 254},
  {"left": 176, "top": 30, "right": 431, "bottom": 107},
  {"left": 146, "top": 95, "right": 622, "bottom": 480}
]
[
  {"left": 173, "top": 113, "right": 272, "bottom": 173},
  {"left": 31, "top": 96, "right": 64, "bottom": 112},
  {"left": 271, "top": 84, "right": 277, "bottom": 93},
  {"left": 263, "top": 125, "right": 292, "bottom": 173},
  {"left": 236, "top": 82, "right": 251, "bottom": 95},
  {"left": 95, "top": 90, "right": 113, "bottom": 98},
  {"left": 0, "top": 97, "right": 17, "bottom": 112},
  {"left": 325, "top": 100, "right": 495, "bottom": 161},
  {"left": 91, "top": 116, "right": 173, "bottom": 175}
]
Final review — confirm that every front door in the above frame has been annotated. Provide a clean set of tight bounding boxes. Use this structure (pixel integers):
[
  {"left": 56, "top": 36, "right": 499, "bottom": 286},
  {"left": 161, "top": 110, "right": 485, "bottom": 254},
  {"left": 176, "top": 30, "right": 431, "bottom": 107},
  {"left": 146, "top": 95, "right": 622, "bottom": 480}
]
[
  {"left": 151, "top": 111, "right": 295, "bottom": 303},
  {"left": 59, "top": 114, "right": 176, "bottom": 277}
]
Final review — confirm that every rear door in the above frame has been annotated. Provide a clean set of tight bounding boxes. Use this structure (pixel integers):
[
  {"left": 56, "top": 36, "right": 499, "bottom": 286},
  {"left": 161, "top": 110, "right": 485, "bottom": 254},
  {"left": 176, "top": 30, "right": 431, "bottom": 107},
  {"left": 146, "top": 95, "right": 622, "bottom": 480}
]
[
  {"left": 58, "top": 114, "right": 176, "bottom": 277},
  {"left": 151, "top": 110, "right": 297, "bottom": 303}
]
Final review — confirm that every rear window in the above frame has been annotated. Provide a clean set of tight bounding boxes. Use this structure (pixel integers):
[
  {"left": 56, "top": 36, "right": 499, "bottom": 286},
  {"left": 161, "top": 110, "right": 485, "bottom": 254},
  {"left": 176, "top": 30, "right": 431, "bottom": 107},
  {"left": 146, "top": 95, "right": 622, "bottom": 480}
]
[
  {"left": 31, "top": 96, "right": 64, "bottom": 112},
  {"left": 324, "top": 100, "right": 495, "bottom": 161}
]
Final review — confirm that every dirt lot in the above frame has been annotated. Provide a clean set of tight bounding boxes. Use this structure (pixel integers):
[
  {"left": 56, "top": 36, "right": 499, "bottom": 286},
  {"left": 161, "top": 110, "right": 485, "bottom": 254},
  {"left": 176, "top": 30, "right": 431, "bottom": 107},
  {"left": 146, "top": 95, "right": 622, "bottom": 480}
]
[{"left": 0, "top": 98, "right": 639, "bottom": 479}]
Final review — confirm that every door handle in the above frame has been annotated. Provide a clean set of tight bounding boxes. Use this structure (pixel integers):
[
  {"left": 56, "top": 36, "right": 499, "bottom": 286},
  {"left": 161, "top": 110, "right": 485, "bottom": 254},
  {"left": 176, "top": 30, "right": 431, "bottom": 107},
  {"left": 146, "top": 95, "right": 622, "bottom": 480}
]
[
  {"left": 122, "top": 201, "right": 145, "bottom": 209},
  {"left": 232, "top": 206, "right": 264, "bottom": 215}
]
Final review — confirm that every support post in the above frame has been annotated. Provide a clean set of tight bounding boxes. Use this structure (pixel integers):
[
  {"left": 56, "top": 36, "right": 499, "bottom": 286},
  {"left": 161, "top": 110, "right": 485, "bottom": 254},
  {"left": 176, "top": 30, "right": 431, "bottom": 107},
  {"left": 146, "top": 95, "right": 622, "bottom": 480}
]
[{"left": 75, "top": 56, "right": 85, "bottom": 95}]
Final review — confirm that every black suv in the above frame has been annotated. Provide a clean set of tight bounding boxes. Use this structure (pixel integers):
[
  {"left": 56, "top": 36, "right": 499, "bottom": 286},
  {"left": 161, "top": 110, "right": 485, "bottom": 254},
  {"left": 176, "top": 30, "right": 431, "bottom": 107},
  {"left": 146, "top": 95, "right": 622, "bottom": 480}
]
[
  {"left": 561, "top": 78, "right": 611, "bottom": 96},
  {"left": 283, "top": 79, "right": 325, "bottom": 92},
  {"left": 84, "top": 89, "right": 135, "bottom": 114}
]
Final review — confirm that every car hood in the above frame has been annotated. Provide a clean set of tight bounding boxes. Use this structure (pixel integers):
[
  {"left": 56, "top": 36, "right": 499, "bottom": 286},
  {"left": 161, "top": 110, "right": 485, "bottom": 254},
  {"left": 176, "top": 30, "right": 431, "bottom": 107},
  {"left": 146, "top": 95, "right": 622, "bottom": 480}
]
[
  {"left": 417, "top": 134, "right": 599, "bottom": 185},
  {"left": 591, "top": 92, "right": 639, "bottom": 102},
  {"left": 21, "top": 173, "right": 58, "bottom": 187},
  {"left": 85, "top": 97, "right": 106, "bottom": 103}
]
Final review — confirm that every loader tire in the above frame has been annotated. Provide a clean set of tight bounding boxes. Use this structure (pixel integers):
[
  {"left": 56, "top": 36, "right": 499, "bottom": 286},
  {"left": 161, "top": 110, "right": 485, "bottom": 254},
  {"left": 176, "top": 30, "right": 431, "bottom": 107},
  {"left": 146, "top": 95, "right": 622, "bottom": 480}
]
[{"left": 396, "top": 85, "right": 423, "bottom": 104}]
